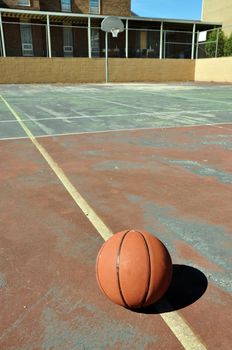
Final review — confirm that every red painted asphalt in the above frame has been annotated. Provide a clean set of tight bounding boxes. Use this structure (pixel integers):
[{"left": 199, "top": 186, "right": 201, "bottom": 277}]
[{"left": 1, "top": 124, "right": 232, "bottom": 349}]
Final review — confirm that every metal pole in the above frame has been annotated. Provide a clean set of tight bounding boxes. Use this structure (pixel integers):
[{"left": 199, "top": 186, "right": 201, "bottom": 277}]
[
  {"left": 163, "top": 30, "right": 166, "bottom": 59},
  {"left": 0, "top": 12, "right": 6, "bottom": 57},
  {"left": 196, "top": 31, "right": 199, "bottom": 59},
  {"left": 88, "top": 16, "right": 92, "bottom": 58},
  {"left": 159, "top": 21, "right": 163, "bottom": 59},
  {"left": 105, "top": 32, "right": 108, "bottom": 83},
  {"left": 191, "top": 23, "right": 196, "bottom": 59},
  {"left": 46, "top": 14, "right": 52, "bottom": 58},
  {"left": 215, "top": 28, "right": 220, "bottom": 58},
  {"left": 125, "top": 19, "right": 128, "bottom": 58}
]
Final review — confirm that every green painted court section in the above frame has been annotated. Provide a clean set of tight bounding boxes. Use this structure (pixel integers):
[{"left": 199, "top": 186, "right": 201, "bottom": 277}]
[{"left": 1, "top": 83, "right": 232, "bottom": 140}]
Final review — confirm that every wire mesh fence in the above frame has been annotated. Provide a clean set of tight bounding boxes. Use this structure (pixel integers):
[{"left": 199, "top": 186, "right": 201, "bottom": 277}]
[
  {"left": 1, "top": 19, "right": 231, "bottom": 59},
  {"left": 196, "top": 25, "right": 232, "bottom": 58}
]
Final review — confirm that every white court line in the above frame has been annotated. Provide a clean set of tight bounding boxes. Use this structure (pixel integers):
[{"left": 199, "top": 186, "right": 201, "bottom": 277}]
[
  {"left": 0, "top": 93, "right": 207, "bottom": 350},
  {"left": 0, "top": 112, "right": 154, "bottom": 124},
  {"left": 0, "top": 121, "right": 232, "bottom": 142},
  {"left": 148, "top": 91, "right": 232, "bottom": 105},
  {"left": 1, "top": 109, "right": 231, "bottom": 124}
]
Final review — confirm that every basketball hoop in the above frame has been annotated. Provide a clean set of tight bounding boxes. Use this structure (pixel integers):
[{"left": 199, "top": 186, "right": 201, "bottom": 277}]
[{"left": 101, "top": 16, "right": 124, "bottom": 35}]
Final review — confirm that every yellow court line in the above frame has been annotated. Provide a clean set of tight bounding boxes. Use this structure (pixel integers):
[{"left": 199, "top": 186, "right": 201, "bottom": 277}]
[{"left": 0, "top": 94, "right": 207, "bottom": 350}]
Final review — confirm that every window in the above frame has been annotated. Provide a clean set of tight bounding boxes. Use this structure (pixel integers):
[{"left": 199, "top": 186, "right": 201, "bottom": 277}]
[
  {"left": 63, "top": 27, "right": 73, "bottom": 57},
  {"left": 61, "top": 0, "right": 72, "bottom": 12},
  {"left": 20, "top": 24, "right": 33, "bottom": 56},
  {"left": 90, "top": 0, "right": 100, "bottom": 14},
  {"left": 17, "top": 0, "right": 30, "bottom": 6}
]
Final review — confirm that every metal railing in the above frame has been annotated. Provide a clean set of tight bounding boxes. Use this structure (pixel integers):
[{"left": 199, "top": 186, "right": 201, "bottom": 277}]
[
  {"left": 195, "top": 24, "right": 232, "bottom": 59},
  {"left": 1, "top": 19, "right": 223, "bottom": 60}
]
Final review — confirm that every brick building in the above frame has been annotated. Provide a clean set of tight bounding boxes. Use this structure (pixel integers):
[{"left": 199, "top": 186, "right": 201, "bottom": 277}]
[
  {"left": 202, "top": 0, "right": 232, "bottom": 35},
  {"left": 0, "top": 0, "right": 221, "bottom": 59}
]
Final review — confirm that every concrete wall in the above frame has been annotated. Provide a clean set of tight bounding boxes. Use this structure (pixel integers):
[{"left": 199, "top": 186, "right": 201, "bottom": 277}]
[
  {"left": 195, "top": 57, "right": 232, "bottom": 83},
  {"left": 0, "top": 58, "right": 195, "bottom": 84},
  {"left": 202, "top": 0, "right": 232, "bottom": 35}
]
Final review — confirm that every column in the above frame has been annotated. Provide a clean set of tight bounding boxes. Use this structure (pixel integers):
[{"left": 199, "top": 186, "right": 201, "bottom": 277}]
[
  {"left": 191, "top": 23, "right": 196, "bottom": 59},
  {"left": 159, "top": 22, "right": 163, "bottom": 59},
  {"left": 88, "top": 17, "right": 92, "bottom": 58},
  {"left": 46, "top": 14, "right": 52, "bottom": 58},
  {"left": 0, "top": 12, "right": 6, "bottom": 57}
]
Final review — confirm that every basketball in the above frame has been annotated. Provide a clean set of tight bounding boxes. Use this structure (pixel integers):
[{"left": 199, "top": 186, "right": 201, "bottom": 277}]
[{"left": 96, "top": 230, "right": 172, "bottom": 309}]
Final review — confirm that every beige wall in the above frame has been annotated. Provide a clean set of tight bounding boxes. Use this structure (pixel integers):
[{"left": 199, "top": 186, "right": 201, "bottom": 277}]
[
  {"left": 0, "top": 58, "right": 105, "bottom": 84},
  {"left": 0, "top": 58, "right": 195, "bottom": 84},
  {"left": 202, "top": 0, "right": 232, "bottom": 35},
  {"left": 195, "top": 57, "right": 232, "bottom": 83},
  {"left": 1, "top": 57, "right": 232, "bottom": 84},
  {"left": 109, "top": 59, "right": 195, "bottom": 82}
]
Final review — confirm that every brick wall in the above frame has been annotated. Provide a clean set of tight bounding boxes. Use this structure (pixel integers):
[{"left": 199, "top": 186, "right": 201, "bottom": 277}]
[
  {"left": 109, "top": 59, "right": 195, "bottom": 82},
  {"left": 1, "top": 0, "right": 40, "bottom": 10},
  {"left": 1, "top": 0, "right": 131, "bottom": 16},
  {"left": 0, "top": 57, "right": 105, "bottom": 83},
  {"left": 39, "top": 0, "right": 61, "bottom": 12},
  {"left": 3, "top": 18, "right": 22, "bottom": 56},
  {"left": 0, "top": 57, "right": 195, "bottom": 84},
  {"left": 101, "top": 0, "right": 131, "bottom": 16},
  {"left": 73, "top": 0, "right": 89, "bottom": 14}
]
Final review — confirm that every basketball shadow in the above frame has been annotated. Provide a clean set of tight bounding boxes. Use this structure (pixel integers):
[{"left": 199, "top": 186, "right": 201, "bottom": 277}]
[{"left": 134, "top": 264, "right": 208, "bottom": 314}]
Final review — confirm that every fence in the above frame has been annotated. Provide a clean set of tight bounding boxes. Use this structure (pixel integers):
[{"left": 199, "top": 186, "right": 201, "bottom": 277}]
[
  {"left": 196, "top": 24, "right": 232, "bottom": 59},
  {"left": 0, "top": 20, "right": 196, "bottom": 59}
]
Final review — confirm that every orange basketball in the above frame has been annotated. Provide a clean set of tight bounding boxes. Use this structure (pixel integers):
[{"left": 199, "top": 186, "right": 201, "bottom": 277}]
[{"left": 96, "top": 230, "right": 172, "bottom": 309}]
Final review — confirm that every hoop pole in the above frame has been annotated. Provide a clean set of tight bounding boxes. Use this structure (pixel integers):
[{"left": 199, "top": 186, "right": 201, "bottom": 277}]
[{"left": 105, "top": 32, "right": 108, "bottom": 83}]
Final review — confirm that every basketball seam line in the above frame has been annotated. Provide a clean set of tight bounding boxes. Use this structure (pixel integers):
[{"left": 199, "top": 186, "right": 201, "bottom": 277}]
[
  {"left": 96, "top": 243, "right": 109, "bottom": 298},
  {"left": 137, "top": 231, "right": 151, "bottom": 307},
  {"left": 116, "top": 231, "right": 130, "bottom": 308}
]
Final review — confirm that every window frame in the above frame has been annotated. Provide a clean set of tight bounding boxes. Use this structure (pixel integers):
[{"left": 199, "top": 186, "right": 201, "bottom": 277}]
[
  {"left": 17, "top": 0, "right": 31, "bottom": 6},
  {"left": 60, "top": 0, "right": 72, "bottom": 12},
  {"left": 90, "top": 0, "right": 100, "bottom": 14}
]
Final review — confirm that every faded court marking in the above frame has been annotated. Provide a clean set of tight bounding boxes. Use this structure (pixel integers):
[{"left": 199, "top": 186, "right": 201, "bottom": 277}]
[{"left": 0, "top": 94, "right": 207, "bottom": 350}]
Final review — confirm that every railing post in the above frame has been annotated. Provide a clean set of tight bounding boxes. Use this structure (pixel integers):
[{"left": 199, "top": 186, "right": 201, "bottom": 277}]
[
  {"left": 196, "top": 31, "right": 199, "bottom": 59},
  {"left": 125, "top": 19, "right": 128, "bottom": 58},
  {"left": 159, "top": 21, "right": 163, "bottom": 59},
  {"left": 88, "top": 16, "right": 92, "bottom": 58},
  {"left": 191, "top": 23, "right": 196, "bottom": 59},
  {"left": 215, "top": 28, "right": 220, "bottom": 58},
  {"left": 46, "top": 14, "right": 52, "bottom": 58},
  {"left": 163, "top": 30, "right": 166, "bottom": 59},
  {"left": 0, "top": 12, "right": 6, "bottom": 57}
]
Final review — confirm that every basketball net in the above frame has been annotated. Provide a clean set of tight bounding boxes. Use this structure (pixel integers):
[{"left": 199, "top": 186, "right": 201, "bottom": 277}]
[{"left": 111, "top": 28, "right": 120, "bottom": 37}]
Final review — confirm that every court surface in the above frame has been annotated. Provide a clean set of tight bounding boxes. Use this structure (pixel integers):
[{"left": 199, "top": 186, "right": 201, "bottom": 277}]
[{"left": 0, "top": 83, "right": 232, "bottom": 350}]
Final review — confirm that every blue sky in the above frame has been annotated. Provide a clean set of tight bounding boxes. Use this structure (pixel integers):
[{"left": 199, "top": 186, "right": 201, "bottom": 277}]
[{"left": 131, "top": 0, "right": 203, "bottom": 20}]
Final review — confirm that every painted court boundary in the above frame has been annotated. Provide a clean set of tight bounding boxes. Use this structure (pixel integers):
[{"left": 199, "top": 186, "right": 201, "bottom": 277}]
[
  {"left": 0, "top": 121, "right": 232, "bottom": 143},
  {"left": 0, "top": 94, "right": 207, "bottom": 350}
]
